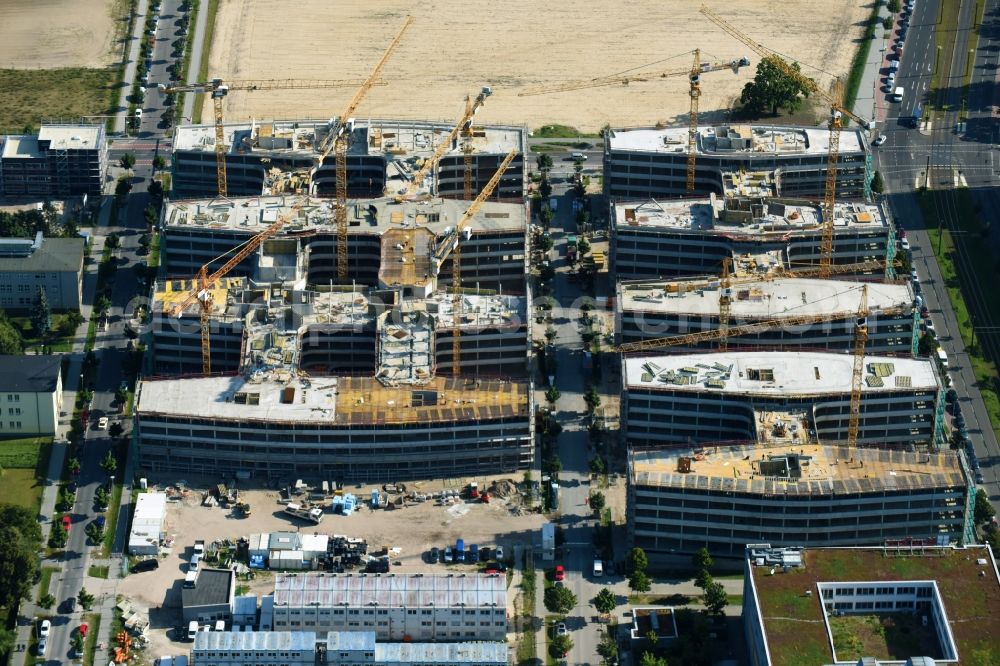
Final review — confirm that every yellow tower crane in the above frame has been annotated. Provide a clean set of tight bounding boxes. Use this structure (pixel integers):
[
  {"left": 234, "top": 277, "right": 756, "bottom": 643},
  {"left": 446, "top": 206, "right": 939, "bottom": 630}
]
[
  {"left": 848, "top": 285, "right": 870, "bottom": 448},
  {"left": 699, "top": 5, "right": 875, "bottom": 274},
  {"left": 167, "top": 203, "right": 305, "bottom": 374},
  {"left": 401, "top": 86, "right": 493, "bottom": 199},
  {"left": 315, "top": 16, "right": 413, "bottom": 281},
  {"left": 159, "top": 78, "right": 375, "bottom": 198},
  {"left": 427, "top": 149, "right": 519, "bottom": 373},
  {"left": 518, "top": 49, "right": 749, "bottom": 192}
]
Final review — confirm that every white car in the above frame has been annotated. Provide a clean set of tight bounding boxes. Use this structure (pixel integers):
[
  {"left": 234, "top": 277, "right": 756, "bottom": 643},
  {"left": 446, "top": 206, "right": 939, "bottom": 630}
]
[
  {"left": 555, "top": 622, "right": 568, "bottom": 636},
  {"left": 39, "top": 619, "right": 51, "bottom": 639},
  {"left": 98, "top": 416, "right": 109, "bottom": 429},
  {"left": 872, "top": 134, "right": 887, "bottom": 146},
  {"left": 900, "top": 237, "right": 911, "bottom": 250}
]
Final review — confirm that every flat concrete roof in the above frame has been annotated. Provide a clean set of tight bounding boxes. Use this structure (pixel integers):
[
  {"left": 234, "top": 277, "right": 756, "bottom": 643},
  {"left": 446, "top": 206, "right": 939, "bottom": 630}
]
[
  {"left": 607, "top": 123, "right": 866, "bottom": 156},
  {"left": 137, "top": 374, "right": 529, "bottom": 425},
  {"left": 172, "top": 118, "right": 521, "bottom": 158},
  {"left": 272, "top": 572, "right": 506, "bottom": 608},
  {"left": 37, "top": 124, "right": 103, "bottom": 151},
  {"left": 163, "top": 195, "right": 526, "bottom": 237},
  {"left": 619, "top": 278, "right": 913, "bottom": 318},
  {"left": 748, "top": 546, "right": 1000, "bottom": 666},
  {"left": 625, "top": 352, "right": 937, "bottom": 395},
  {"left": 0, "top": 136, "right": 39, "bottom": 159},
  {"left": 631, "top": 444, "right": 967, "bottom": 496},
  {"left": 613, "top": 196, "right": 888, "bottom": 234}
]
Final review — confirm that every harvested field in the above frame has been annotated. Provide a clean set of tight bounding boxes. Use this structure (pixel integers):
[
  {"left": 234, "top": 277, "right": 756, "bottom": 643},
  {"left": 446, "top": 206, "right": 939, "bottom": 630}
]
[
  {"left": 0, "top": 0, "right": 118, "bottom": 69},
  {"left": 205, "top": 0, "right": 867, "bottom": 132}
]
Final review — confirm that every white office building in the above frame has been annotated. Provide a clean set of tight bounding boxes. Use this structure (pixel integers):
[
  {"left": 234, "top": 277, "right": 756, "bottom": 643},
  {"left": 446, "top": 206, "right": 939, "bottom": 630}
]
[{"left": 0, "top": 355, "right": 63, "bottom": 436}]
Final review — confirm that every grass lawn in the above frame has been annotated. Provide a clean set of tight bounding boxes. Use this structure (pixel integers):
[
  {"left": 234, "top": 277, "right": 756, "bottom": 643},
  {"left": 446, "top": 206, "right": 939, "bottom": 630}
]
[
  {"left": 515, "top": 568, "right": 537, "bottom": 665},
  {"left": 0, "top": 69, "right": 120, "bottom": 135},
  {"left": 0, "top": 437, "right": 51, "bottom": 511},
  {"left": 88, "top": 565, "right": 110, "bottom": 580},
  {"left": 843, "top": 1, "right": 881, "bottom": 113},
  {"left": 931, "top": 1, "right": 961, "bottom": 117},
  {"left": 37, "top": 566, "right": 59, "bottom": 603},
  {"left": 82, "top": 613, "right": 101, "bottom": 666},
  {"left": 830, "top": 614, "right": 942, "bottom": 661},
  {"left": 8, "top": 314, "right": 80, "bottom": 353},
  {"left": 100, "top": 480, "right": 124, "bottom": 557},
  {"left": 533, "top": 124, "right": 601, "bottom": 139}
]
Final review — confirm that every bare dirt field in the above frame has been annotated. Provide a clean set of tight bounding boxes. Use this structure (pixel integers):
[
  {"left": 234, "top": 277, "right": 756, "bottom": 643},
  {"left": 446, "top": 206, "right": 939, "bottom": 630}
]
[
  {"left": 118, "top": 475, "right": 545, "bottom": 656},
  {"left": 206, "top": 0, "right": 868, "bottom": 132},
  {"left": 0, "top": 0, "right": 118, "bottom": 69}
]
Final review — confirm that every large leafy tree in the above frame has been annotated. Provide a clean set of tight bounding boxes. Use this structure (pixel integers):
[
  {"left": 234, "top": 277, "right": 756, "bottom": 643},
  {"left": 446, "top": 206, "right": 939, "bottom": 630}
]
[
  {"left": 0, "top": 504, "right": 43, "bottom": 608},
  {"left": 740, "top": 55, "right": 812, "bottom": 117}
]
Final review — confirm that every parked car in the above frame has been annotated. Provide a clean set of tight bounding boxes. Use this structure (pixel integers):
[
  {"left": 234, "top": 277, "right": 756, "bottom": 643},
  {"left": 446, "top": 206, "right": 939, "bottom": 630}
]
[
  {"left": 555, "top": 622, "right": 568, "bottom": 636},
  {"left": 62, "top": 515, "right": 71, "bottom": 531},
  {"left": 444, "top": 546, "right": 454, "bottom": 563},
  {"left": 97, "top": 416, "right": 109, "bottom": 429},
  {"left": 900, "top": 237, "right": 910, "bottom": 250},
  {"left": 872, "top": 134, "right": 887, "bottom": 146},
  {"left": 429, "top": 547, "right": 440, "bottom": 564},
  {"left": 494, "top": 545, "right": 504, "bottom": 561},
  {"left": 131, "top": 558, "right": 159, "bottom": 573},
  {"left": 554, "top": 565, "right": 566, "bottom": 581},
  {"left": 39, "top": 620, "right": 51, "bottom": 640},
  {"left": 469, "top": 544, "right": 479, "bottom": 563}
]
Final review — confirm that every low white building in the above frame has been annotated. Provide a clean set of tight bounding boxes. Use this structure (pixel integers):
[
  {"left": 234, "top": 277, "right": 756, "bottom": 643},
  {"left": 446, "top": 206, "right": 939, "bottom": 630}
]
[
  {"left": 128, "top": 492, "right": 167, "bottom": 555},
  {"left": 0, "top": 355, "right": 63, "bottom": 436},
  {"left": 272, "top": 573, "right": 507, "bottom": 642}
]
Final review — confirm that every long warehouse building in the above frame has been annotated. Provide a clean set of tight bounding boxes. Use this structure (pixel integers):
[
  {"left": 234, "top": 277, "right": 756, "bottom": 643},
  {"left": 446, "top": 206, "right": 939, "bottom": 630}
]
[
  {"left": 604, "top": 123, "right": 871, "bottom": 200},
  {"left": 628, "top": 445, "right": 974, "bottom": 564},
  {"left": 171, "top": 118, "right": 525, "bottom": 200},
  {"left": 623, "top": 351, "right": 946, "bottom": 450},
  {"left": 616, "top": 276, "right": 918, "bottom": 354},
  {"left": 611, "top": 195, "right": 895, "bottom": 280}
]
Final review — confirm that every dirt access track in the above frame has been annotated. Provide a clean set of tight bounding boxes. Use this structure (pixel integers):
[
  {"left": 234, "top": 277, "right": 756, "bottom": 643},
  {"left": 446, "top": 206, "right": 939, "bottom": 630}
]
[
  {"left": 206, "top": 0, "right": 867, "bottom": 133},
  {"left": 0, "top": 0, "right": 118, "bottom": 69}
]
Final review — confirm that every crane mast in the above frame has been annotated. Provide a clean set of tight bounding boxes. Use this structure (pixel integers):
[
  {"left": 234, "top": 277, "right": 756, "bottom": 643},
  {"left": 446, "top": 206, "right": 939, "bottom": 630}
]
[
  {"left": 848, "top": 286, "right": 869, "bottom": 447},
  {"left": 448, "top": 149, "right": 519, "bottom": 373},
  {"left": 687, "top": 50, "right": 703, "bottom": 193}
]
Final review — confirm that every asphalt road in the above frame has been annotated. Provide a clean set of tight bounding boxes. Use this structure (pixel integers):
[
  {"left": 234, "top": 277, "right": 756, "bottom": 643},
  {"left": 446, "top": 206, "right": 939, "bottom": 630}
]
[{"left": 877, "top": 0, "right": 1000, "bottom": 508}]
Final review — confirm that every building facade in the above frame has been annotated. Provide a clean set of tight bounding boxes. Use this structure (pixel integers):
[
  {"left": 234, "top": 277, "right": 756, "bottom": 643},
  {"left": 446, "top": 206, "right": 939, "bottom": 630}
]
[
  {"left": 135, "top": 375, "right": 533, "bottom": 482},
  {"left": 0, "top": 234, "right": 84, "bottom": 311},
  {"left": 604, "top": 124, "right": 870, "bottom": 200},
  {"left": 628, "top": 446, "right": 974, "bottom": 564},
  {"left": 611, "top": 196, "right": 894, "bottom": 280},
  {"left": 623, "top": 352, "right": 946, "bottom": 450},
  {"left": 0, "top": 125, "right": 107, "bottom": 198},
  {"left": 0, "top": 355, "right": 63, "bottom": 436},
  {"left": 617, "top": 277, "right": 918, "bottom": 354},
  {"left": 170, "top": 119, "right": 524, "bottom": 201},
  {"left": 270, "top": 573, "right": 507, "bottom": 643},
  {"left": 182, "top": 568, "right": 236, "bottom": 623}
]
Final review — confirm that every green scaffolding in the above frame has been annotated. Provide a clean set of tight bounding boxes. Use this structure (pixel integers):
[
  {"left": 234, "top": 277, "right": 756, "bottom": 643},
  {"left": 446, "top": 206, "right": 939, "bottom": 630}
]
[
  {"left": 911, "top": 308, "right": 920, "bottom": 357},
  {"left": 932, "top": 388, "right": 948, "bottom": 451},
  {"left": 885, "top": 224, "right": 897, "bottom": 280},
  {"left": 864, "top": 152, "right": 874, "bottom": 200}
]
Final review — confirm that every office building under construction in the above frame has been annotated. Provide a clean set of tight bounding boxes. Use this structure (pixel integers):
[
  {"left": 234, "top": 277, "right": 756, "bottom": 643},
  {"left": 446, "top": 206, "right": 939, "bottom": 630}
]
[
  {"left": 611, "top": 195, "right": 895, "bottom": 280},
  {"left": 616, "top": 276, "right": 918, "bottom": 354},
  {"left": 170, "top": 118, "right": 525, "bottom": 200},
  {"left": 604, "top": 124, "right": 871, "bottom": 200},
  {"left": 623, "top": 351, "right": 947, "bottom": 450}
]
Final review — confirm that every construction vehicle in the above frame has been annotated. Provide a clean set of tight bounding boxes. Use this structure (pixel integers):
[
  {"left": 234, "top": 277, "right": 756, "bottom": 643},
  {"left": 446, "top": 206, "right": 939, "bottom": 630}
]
[
  {"left": 158, "top": 78, "right": 376, "bottom": 197},
  {"left": 399, "top": 86, "right": 493, "bottom": 199},
  {"left": 234, "top": 501, "right": 251, "bottom": 518},
  {"left": 518, "top": 49, "right": 749, "bottom": 192},
  {"left": 699, "top": 5, "right": 876, "bottom": 274},
  {"left": 427, "top": 149, "right": 519, "bottom": 373},
  {"left": 314, "top": 16, "right": 413, "bottom": 281},
  {"left": 167, "top": 202, "right": 305, "bottom": 374}
]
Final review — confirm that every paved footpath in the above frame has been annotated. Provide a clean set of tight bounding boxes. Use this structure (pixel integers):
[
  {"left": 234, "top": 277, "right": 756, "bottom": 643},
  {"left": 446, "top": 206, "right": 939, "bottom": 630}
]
[
  {"left": 114, "top": 0, "right": 151, "bottom": 135},
  {"left": 180, "top": 0, "right": 211, "bottom": 122}
]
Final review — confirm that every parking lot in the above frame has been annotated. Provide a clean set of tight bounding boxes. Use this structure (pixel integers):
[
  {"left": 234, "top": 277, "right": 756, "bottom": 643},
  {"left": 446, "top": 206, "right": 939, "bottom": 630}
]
[{"left": 119, "top": 474, "right": 546, "bottom": 656}]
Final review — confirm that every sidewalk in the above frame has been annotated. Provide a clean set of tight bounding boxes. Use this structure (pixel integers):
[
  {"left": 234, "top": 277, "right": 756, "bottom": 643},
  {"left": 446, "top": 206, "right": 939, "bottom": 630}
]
[
  {"left": 180, "top": 0, "right": 211, "bottom": 122},
  {"left": 853, "top": 3, "right": 893, "bottom": 125}
]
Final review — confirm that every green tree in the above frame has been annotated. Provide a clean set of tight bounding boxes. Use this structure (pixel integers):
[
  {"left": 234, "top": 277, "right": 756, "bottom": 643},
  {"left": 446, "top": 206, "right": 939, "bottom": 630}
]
[
  {"left": 536, "top": 153, "right": 554, "bottom": 173},
  {"left": 545, "top": 327, "right": 557, "bottom": 343},
  {"left": 589, "top": 491, "right": 606, "bottom": 512},
  {"left": 539, "top": 206, "right": 555, "bottom": 227},
  {"left": 544, "top": 585, "right": 578, "bottom": 614},
  {"left": 115, "top": 176, "right": 132, "bottom": 200},
  {"left": 639, "top": 650, "right": 668, "bottom": 666},
  {"left": 871, "top": 170, "right": 885, "bottom": 195},
  {"left": 153, "top": 155, "right": 167, "bottom": 170},
  {"left": 115, "top": 386, "right": 128, "bottom": 405},
  {"left": 71, "top": 631, "right": 84, "bottom": 654},
  {"left": 0, "top": 505, "right": 43, "bottom": 607},
  {"left": 626, "top": 547, "right": 648, "bottom": 576},
  {"left": 646, "top": 629, "right": 659, "bottom": 645},
  {"left": 545, "top": 386, "right": 561, "bottom": 404},
  {"left": 78, "top": 586, "right": 95, "bottom": 611},
  {"left": 695, "top": 569, "right": 713, "bottom": 591},
  {"left": 120, "top": 153, "right": 136, "bottom": 170},
  {"left": 597, "top": 635, "right": 619, "bottom": 664},
  {"left": 100, "top": 450, "right": 118, "bottom": 475},
  {"left": 588, "top": 456, "right": 607, "bottom": 475},
  {"left": 32, "top": 286, "right": 51, "bottom": 338},
  {"left": 584, "top": 386, "right": 601, "bottom": 412},
  {"left": 48, "top": 521, "right": 67, "bottom": 548},
  {"left": 540, "top": 177, "right": 552, "bottom": 199},
  {"left": 692, "top": 547, "right": 713, "bottom": 574},
  {"left": 593, "top": 587, "right": 617, "bottom": 614},
  {"left": 740, "top": 55, "right": 812, "bottom": 117},
  {"left": 105, "top": 232, "right": 121, "bottom": 250},
  {"left": 888, "top": 0, "right": 901, "bottom": 12},
  {"left": 0, "top": 318, "right": 23, "bottom": 354},
  {"left": 86, "top": 521, "right": 105, "bottom": 544},
  {"left": 629, "top": 570, "right": 652, "bottom": 597},
  {"left": 0, "top": 627, "right": 15, "bottom": 659},
  {"left": 536, "top": 234, "right": 554, "bottom": 252},
  {"left": 109, "top": 422, "right": 125, "bottom": 439},
  {"left": 551, "top": 633, "right": 573, "bottom": 658},
  {"left": 38, "top": 593, "right": 56, "bottom": 609},
  {"left": 577, "top": 237, "right": 591, "bottom": 256},
  {"left": 543, "top": 456, "right": 562, "bottom": 475},
  {"left": 975, "top": 488, "right": 996, "bottom": 524},
  {"left": 882, "top": 15, "right": 894, "bottom": 30},
  {"left": 702, "top": 580, "right": 729, "bottom": 614}
]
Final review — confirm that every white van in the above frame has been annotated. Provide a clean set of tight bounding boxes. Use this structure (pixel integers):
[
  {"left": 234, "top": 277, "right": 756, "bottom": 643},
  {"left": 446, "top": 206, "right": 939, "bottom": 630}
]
[
  {"left": 187, "top": 620, "right": 198, "bottom": 641},
  {"left": 937, "top": 349, "right": 949, "bottom": 368},
  {"left": 892, "top": 87, "right": 904, "bottom": 102},
  {"left": 593, "top": 559, "right": 604, "bottom": 577},
  {"left": 571, "top": 152, "right": 587, "bottom": 161}
]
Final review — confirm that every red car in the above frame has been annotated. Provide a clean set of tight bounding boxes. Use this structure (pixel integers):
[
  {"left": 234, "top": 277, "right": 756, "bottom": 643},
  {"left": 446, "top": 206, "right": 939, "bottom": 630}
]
[
  {"left": 554, "top": 565, "right": 565, "bottom": 581},
  {"left": 62, "top": 515, "right": 71, "bottom": 531},
  {"left": 78, "top": 623, "right": 88, "bottom": 638}
]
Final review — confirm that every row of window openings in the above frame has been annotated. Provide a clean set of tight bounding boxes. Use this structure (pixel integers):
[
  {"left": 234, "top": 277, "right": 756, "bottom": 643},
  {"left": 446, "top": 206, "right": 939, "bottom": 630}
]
[
  {"left": 288, "top": 609, "right": 502, "bottom": 616},
  {"left": 822, "top": 586, "right": 932, "bottom": 597},
  {"left": 829, "top": 600, "right": 931, "bottom": 611}
]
